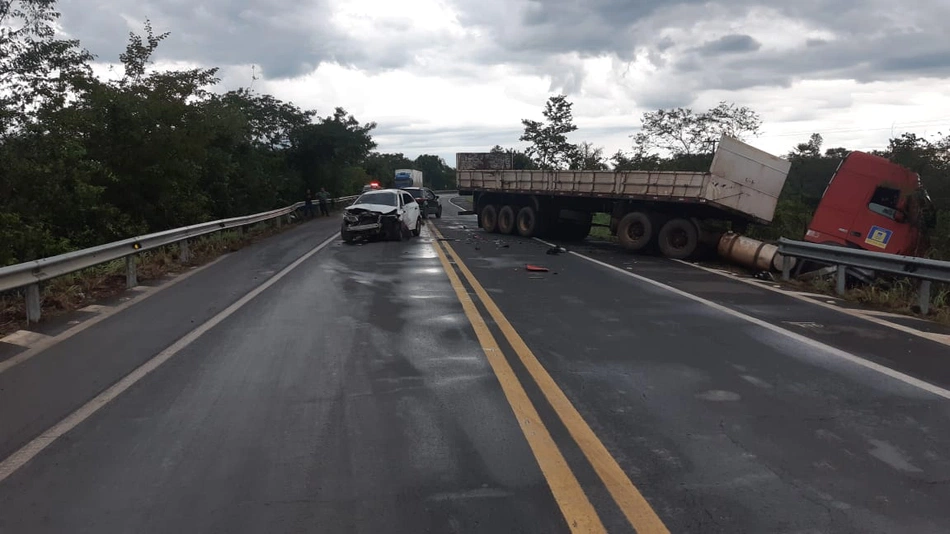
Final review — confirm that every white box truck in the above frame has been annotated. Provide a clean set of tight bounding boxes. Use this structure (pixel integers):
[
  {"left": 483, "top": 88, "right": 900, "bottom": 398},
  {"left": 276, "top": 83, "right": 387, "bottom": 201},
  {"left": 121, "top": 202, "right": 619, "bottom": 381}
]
[
  {"left": 456, "top": 134, "right": 791, "bottom": 259},
  {"left": 394, "top": 169, "right": 423, "bottom": 189}
]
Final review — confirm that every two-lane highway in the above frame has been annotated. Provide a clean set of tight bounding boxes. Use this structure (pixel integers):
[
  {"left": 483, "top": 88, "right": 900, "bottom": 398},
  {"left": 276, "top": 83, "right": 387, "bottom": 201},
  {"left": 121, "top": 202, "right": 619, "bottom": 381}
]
[
  {"left": 1, "top": 194, "right": 950, "bottom": 533},
  {"left": 0, "top": 217, "right": 571, "bottom": 533}
]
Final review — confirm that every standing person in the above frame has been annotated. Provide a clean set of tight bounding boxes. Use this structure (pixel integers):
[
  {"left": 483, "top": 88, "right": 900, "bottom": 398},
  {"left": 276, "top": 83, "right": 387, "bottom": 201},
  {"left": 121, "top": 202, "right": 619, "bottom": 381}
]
[
  {"left": 304, "top": 189, "right": 315, "bottom": 218},
  {"left": 318, "top": 188, "right": 330, "bottom": 216}
]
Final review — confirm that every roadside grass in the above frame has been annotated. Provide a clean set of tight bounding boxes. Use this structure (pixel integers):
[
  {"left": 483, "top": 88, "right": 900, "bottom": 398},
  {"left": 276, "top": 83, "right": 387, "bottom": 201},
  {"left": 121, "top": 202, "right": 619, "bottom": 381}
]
[
  {"left": 805, "top": 275, "right": 950, "bottom": 325},
  {"left": 695, "top": 257, "right": 950, "bottom": 326},
  {"left": 0, "top": 212, "right": 325, "bottom": 337}
]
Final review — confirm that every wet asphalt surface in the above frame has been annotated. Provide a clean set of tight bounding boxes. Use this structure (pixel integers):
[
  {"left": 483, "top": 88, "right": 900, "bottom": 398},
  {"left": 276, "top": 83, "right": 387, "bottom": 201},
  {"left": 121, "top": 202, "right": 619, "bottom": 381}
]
[
  {"left": 439, "top": 195, "right": 950, "bottom": 533},
  {"left": 1, "top": 197, "right": 950, "bottom": 533}
]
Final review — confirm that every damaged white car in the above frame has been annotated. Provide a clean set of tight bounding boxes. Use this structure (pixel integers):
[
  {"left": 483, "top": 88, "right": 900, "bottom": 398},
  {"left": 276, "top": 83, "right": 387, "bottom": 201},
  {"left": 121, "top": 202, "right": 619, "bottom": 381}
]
[{"left": 341, "top": 189, "right": 422, "bottom": 243}]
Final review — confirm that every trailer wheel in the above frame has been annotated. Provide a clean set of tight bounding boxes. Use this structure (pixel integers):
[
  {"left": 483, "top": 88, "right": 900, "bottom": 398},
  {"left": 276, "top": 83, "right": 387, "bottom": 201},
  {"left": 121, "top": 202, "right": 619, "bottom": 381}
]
[
  {"left": 480, "top": 204, "right": 499, "bottom": 233},
  {"left": 516, "top": 206, "right": 541, "bottom": 237},
  {"left": 658, "top": 218, "right": 699, "bottom": 259},
  {"left": 616, "top": 212, "right": 653, "bottom": 251},
  {"left": 498, "top": 205, "right": 517, "bottom": 234}
]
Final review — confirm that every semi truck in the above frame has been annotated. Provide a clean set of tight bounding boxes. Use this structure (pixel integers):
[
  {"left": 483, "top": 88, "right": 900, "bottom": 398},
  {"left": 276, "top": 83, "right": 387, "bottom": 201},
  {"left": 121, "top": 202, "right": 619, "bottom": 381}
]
[
  {"left": 456, "top": 134, "right": 792, "bottom": 260},
  {"left": 803, "top": 150, "right": 936, "bottom": 256},
  {"left": 394, "top": 169, "right": 423, "bottom": 189}
]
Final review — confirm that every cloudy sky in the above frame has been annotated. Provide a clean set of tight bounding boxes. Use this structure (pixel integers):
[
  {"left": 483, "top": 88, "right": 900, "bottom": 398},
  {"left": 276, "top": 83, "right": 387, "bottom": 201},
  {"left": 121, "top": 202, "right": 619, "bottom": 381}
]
[{"left": 60, "top": 0, "right": 950, "bottom": 165}]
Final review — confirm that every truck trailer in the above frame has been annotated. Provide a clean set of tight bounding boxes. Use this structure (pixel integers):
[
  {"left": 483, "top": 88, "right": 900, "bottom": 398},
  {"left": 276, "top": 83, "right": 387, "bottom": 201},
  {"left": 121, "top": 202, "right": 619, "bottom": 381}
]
[{"left": 456, "top": 135, "right": 792, "bottom": 259}]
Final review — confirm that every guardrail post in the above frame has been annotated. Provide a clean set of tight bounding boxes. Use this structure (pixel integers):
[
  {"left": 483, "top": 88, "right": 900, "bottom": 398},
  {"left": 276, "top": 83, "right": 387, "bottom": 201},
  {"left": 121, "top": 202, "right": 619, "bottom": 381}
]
[
  {"left": 25, "top": 283, "right": 41, "bottom": 323},
  {"left": 179, "top": 239, "right": 191, "bottom": 263},
  {"left": 836, "top": 265, "right": 846, "bottom": 295},
  {"left": 126, "top": 256, "right": 138, "bottom": 288},
  {"left": 919, "top": 280, "right": 932, "bottom": 315},
  {"left": 782, "top": 255, "right": 792, "bottom": 282}
]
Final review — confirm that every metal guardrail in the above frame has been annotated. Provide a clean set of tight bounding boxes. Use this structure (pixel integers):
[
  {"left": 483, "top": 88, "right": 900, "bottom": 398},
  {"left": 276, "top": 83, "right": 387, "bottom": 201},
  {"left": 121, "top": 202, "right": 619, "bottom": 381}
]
[
  {"left": 1, "top": 194, "right": 361, "bottom": 323},
  {"left": 777, "top": 238, "right": 950, "bottom": 314}
]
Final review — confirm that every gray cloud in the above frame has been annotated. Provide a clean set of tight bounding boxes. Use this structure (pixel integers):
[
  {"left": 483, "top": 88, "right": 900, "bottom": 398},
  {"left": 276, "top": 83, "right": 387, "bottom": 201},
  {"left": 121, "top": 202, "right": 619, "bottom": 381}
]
[
  {"left": 59, "top": 0, "right": 341, "bottom": 79},
  {"left": 694, "top": 34, "right": 761, "bottom": 56},
  {"left": 55, "top": 0, "right": 950, "bottom": 111}
]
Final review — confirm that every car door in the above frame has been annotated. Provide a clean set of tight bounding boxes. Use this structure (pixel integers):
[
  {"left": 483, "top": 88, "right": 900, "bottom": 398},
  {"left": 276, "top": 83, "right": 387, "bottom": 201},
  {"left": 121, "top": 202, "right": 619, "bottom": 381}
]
[
  {"left": 401, "top": 191, "right": 419, "bottom": 224},
  {"left": 424, "top": 188, "right": 438, "bottom": 214}
]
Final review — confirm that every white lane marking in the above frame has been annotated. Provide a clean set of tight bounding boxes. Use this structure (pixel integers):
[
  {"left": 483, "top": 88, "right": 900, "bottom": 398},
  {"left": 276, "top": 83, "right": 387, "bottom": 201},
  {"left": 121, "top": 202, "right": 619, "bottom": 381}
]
[
  {"left": 78, "top": 304, "right": 111, "bottom": 313},
  {"left": 0, "top": 330, "right": 53, "bottom": 348},
  {"left": 531, "top": 236, "right": 950, "bottom": 401},
  {"left": 0, "top": 233, "right": 339, "bottom": 484},
  {"left": 0, "top": 256, "right": 229, "bottom": 376},
  {"left": 673, "top": 259, "right": 950, "bottom": 348},
  {"left": 448, "top": 197, "right": 473, "bottom": 213}
]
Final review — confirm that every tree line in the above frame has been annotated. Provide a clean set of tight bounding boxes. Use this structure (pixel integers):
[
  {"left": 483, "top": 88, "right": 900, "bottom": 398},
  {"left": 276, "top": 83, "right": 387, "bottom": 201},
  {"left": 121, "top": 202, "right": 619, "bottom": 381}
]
[
  {"left": 0, "top": 0, "right": 456, "bottom": 266},
  {"left": 500, "top": 94, "right": 950, "bottom": 259}
]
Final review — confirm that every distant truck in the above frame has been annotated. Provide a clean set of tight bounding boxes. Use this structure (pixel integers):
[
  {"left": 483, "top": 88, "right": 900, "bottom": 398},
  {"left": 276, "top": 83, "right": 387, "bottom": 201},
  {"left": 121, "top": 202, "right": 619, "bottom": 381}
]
[
  {"left": 804, "top": 151, "right": 936, "bottom": 256},
  {"left": 456, "top": 135, "right": 792, "bottom": 259},
  {"left": 394, "top": 169, "right": 423, "bottom": 189}
]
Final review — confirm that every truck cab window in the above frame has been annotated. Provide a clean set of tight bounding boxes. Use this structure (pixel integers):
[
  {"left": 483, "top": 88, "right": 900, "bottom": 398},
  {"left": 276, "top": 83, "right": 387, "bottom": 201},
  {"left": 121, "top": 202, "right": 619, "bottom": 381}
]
[{"left": 868, "top": 186, "right": 901, "bottom": 220}]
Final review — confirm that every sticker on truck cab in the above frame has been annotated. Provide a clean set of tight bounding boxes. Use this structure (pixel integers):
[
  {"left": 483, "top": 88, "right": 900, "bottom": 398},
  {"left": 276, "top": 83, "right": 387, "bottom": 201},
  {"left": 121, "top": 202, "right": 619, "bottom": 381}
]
[{"left": 865, "top": 225, "right": 892, "bottom": 249}]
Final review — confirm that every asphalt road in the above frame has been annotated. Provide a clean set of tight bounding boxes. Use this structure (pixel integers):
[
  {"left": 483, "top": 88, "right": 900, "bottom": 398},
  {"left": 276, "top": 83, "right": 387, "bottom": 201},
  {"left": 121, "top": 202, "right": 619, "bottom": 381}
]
[
  {"left": 437, "top": 195, "right": 950, "bottom": 533},
  {"left": 1, "top": 195, "right": 949, "bottom": 533}
]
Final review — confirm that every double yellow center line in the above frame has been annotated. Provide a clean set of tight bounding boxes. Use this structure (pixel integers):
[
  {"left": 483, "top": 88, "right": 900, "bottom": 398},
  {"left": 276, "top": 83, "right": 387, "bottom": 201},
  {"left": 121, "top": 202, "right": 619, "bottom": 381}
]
[{"left": 427, "top": 222, "right": 669, "bottom": 534}]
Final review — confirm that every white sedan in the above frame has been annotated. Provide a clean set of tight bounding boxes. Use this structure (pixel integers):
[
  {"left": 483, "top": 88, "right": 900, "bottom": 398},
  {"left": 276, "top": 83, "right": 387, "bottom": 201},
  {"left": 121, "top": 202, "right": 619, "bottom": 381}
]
[{"left": 340, "top": 189, "right": 422, "bottom": 243}]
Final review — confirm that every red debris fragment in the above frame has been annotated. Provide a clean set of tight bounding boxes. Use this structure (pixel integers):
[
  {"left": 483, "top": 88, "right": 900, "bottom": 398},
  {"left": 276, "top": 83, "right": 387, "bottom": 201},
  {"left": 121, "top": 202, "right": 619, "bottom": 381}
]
[{"left": 525, "top": 264, "right": 549, "bottom": 272}]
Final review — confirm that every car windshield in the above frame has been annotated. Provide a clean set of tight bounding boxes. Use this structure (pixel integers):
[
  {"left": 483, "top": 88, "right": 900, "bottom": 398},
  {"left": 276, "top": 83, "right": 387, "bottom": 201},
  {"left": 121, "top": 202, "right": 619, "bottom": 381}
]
[
  {"left": 404, "top": 188, "right": 425, "bottom": 198},
  {"left": 355, "top": 191, "right": 398, "bottom": 206}
]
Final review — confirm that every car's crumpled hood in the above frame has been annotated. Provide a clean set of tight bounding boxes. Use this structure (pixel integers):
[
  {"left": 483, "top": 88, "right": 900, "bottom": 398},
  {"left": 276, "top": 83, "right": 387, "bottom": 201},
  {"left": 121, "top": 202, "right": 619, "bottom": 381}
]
[{"left": 345, "top": 203, "right": 397, "bottom": 214}]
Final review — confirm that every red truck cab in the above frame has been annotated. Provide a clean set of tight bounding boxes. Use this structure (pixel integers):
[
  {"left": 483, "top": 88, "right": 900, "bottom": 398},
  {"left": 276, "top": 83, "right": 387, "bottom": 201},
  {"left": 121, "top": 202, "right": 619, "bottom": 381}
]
[{"left": 804, "top": 151, "right": 935, "bottom": 256}]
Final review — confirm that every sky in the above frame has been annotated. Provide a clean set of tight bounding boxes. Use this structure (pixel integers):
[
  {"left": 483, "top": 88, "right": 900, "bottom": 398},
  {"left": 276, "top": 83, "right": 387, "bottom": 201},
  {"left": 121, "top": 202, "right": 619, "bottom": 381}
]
[{"left": 59, "top": 0, "right": 950, "bottom": 166}]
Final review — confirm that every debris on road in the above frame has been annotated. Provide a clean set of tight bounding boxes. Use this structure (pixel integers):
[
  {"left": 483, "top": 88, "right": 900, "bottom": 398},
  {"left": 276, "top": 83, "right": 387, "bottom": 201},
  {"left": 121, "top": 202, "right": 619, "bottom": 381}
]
[
  {"left": 546, "top": 245, "right": 567, "bottom": 255},
  {"left": 525, "top": 264, "right": 549, "bottom": 272}
]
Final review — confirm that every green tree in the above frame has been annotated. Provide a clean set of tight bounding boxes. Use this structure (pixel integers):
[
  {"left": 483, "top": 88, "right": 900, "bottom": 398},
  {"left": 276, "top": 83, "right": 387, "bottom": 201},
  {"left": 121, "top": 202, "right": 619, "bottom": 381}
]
[
  {"left": 363, "top": 152, "right": 414, "bottom": 187},
  {"left": 490, "top": 145, "right": 537, "bottom": 170},
  {"left": 413, "top": 154, "right": 455, "bottom": 189},
  {"left": 633, "top": 101, "right": 762, "bottom": 157},
  {"left": 570, "top": 141, "right": 608, "bottom": 170},
  {"left": 520, "top": 94, "right": 578, "bottom": 169}
]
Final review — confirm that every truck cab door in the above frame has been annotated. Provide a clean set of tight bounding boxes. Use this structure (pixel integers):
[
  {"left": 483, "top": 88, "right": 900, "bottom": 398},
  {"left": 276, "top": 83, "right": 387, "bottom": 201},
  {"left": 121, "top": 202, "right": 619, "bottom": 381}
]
[{"left": 852, "top": 184, "right": 912, "bottom": 253}]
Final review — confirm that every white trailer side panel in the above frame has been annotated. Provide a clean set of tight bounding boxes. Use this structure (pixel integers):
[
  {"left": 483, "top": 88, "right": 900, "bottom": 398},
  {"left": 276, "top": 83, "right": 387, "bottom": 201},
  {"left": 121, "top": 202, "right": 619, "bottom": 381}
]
[
  {"left": 705, "top": 135, "right": 793, "bottom": 223},
  {"left": 456, "top": 136, "right": 790, "bottom": 223},
  {"left": 457, "top": 170, "right": 710, "bottom": 198}
]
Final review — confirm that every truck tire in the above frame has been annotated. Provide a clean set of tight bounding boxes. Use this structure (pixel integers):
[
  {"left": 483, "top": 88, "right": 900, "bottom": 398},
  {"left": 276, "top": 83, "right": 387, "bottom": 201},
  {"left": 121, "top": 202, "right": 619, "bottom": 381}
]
[
  {"left": 498, "top": 205, "right": 517, "bottom": 234},
  {"left": 516, "top": 206, "right": 541, "bottom": 237},
  {"left": 616, "top": 212, "right": 653, "bottom": 251},
  {"left": 658, "top": 218, "right": 699, "bottom": 259},
  {"left": 480, "top": 204, "right": 499, "bottom": 233}
]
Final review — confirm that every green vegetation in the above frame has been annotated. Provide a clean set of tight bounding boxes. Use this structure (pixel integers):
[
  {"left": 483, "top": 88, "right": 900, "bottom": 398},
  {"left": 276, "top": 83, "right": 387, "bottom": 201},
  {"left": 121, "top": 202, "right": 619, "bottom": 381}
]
[{"left": 0, "top": 0, "right": 456, "bottom": 267}]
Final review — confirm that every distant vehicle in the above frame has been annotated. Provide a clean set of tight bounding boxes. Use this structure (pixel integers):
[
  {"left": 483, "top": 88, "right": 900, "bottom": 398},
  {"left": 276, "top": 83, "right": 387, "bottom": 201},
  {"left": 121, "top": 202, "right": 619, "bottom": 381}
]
[
  {"left": 394, "top": 169, "right": 423, "bottom": 189},
  {"left": 402, "top": 187, "right": 443, "bottom": 219},
  {"left": 341, "top": 189, "right": 422, "bottom": 243},
  {"left": 804, "top": 151, "right": 936, "bottom": 256},
  {"left": 457, "top": 134, "right": 792, "bottom": 259}
]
